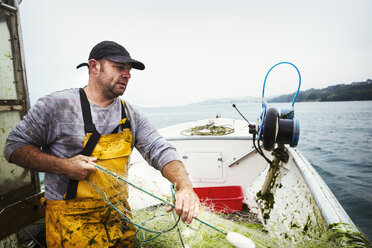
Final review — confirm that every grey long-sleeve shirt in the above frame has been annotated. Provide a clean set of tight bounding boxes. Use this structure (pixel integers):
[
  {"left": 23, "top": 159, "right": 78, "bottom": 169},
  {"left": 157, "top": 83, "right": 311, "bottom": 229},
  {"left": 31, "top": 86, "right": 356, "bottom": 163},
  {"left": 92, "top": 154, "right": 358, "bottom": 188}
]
[{"left": 3, "top": 88, "right": 179, "bottom": 200}]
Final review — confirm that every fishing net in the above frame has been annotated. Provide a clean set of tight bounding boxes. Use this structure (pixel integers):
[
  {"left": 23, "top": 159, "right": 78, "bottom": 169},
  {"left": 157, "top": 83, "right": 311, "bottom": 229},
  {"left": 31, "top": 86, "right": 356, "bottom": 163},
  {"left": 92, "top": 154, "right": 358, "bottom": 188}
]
[
  {"left": 181, "top": 121, "right": 234, "bottom": 136},
  {"left": 84, "top": 164, "right": 340, "bottom": 248}
]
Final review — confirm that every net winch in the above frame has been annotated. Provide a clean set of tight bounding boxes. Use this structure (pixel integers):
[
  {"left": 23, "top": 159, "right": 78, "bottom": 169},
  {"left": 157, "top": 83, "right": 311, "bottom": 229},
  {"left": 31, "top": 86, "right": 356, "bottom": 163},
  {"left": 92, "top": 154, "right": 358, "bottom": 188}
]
[
  {"left": 257, "top": 61, "right": 301, "bottom": 151},
  {"left": 233, "top": 62, "right": 302, "bottom": 196}
]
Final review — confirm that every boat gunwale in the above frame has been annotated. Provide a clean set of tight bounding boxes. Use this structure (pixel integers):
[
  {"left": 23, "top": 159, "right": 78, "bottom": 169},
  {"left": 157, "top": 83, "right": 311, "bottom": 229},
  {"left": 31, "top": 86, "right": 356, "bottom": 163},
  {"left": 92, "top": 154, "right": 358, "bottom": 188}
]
[
  {"left": 289, "top": 148, "right": 358, "bottom": 232},
  {"left": 166, "top": 136, "right": 253, "bottom": 141}
]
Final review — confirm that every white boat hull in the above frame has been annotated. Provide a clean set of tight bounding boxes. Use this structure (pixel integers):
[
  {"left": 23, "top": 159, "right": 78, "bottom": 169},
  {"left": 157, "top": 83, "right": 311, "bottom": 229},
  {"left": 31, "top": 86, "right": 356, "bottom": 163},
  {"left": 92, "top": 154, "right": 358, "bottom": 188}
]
[{"left": 128, "top": 118, "right": 368, "bottom": 246}]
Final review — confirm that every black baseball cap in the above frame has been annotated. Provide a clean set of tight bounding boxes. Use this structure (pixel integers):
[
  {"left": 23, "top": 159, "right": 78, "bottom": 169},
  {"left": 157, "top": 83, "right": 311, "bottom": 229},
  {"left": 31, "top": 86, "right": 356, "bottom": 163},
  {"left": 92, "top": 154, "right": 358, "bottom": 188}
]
[{"left": 76, "top": 41, "right": 145, "bottom": 70}]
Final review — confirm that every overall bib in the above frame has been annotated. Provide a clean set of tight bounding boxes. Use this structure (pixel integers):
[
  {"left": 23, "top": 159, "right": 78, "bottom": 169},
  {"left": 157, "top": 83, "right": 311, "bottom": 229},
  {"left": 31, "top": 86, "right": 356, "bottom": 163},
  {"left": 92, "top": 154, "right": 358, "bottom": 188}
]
[{"left": 45, "top": 89, "right": 135, "bottom": 247}]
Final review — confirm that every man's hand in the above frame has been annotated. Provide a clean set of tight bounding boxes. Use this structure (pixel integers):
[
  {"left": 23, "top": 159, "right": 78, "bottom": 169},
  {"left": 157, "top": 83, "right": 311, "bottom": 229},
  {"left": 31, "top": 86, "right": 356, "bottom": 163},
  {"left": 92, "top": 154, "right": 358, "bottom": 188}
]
[
  {"left": 166, "top": 185, "right": 200, "bottom": 224},
  {"left": 162, "top": 160, "right": 200, "bottom": 224},
  {"left": 62, "top": 155, "right": 97, "bottom": 180}
]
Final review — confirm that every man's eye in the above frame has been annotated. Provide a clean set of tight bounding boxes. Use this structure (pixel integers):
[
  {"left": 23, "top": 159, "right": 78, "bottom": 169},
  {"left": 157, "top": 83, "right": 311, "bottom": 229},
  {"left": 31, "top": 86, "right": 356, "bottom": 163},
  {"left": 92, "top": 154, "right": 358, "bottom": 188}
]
[{"left": 115, "top": 65, "right": 131, "bottom": 71}]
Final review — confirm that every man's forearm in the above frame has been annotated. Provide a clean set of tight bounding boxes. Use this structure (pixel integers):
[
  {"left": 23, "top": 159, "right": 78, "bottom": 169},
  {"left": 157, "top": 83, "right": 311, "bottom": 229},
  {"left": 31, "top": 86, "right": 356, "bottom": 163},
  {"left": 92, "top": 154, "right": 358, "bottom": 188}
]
[
  {"left": 10, "top": 145, "right": 65, "bottom": 174},
  {"left": 9, "top": 145, "right": 97, "bottom": 180},
  {"left": 161, "top": 160, "right": 193, "bottom": 190}
]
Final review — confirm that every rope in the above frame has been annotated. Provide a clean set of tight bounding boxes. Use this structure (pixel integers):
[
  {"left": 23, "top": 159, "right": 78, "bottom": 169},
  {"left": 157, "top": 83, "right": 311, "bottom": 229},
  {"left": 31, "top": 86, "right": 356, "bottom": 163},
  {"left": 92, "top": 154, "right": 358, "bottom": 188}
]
[
  {"left": 91, "top": 164, "right": 228, "bottom": 240},
  {"left": 94, "top": 164, "right": 175, "bottom": 206},
  {"left": 262, "top": 61, "right": 302, "bottom": 107},
  {"left": 169, "top": 184, "right": 227, "bottom": 235},
  {"left": 86, "top": 178, "right": 182, "bottom": 243},
  {"left": 170, "top": 185, "right": 186, "bottom": 248},
  {"left": 181, "top": 122, "right": 234, "bottom": 136}
]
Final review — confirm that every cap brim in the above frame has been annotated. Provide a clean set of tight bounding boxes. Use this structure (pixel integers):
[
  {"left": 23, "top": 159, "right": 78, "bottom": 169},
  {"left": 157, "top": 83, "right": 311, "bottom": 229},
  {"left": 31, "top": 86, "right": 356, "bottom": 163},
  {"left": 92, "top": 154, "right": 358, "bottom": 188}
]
[{"left": 106, "top": 55, "right": 145, "bottom": 70}]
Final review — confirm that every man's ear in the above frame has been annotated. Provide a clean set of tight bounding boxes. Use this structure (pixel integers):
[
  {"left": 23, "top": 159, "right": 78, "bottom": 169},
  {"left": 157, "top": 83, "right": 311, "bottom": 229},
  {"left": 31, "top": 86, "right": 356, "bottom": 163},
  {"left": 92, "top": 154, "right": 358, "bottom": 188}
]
[{"left": 88, "top": 59, "right": 100, "bottom": 74}]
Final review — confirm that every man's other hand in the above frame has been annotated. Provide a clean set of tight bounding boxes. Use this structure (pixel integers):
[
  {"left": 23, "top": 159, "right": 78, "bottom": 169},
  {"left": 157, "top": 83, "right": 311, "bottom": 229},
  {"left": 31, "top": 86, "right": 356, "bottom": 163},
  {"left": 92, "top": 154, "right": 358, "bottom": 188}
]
[
  {"left": 166, "top": 186, "right": 200, "bottom": 224},
  {"left": 63, "top": 155, "right": 97, "bottom": 180}
]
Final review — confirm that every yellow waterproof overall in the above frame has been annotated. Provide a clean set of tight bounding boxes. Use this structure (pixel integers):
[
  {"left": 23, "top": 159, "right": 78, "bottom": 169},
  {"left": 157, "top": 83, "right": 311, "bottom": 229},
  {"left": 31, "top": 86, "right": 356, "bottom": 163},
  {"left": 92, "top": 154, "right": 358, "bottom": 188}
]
[{"left": 45, "top": 89, "right": 135, "bottom": 247}]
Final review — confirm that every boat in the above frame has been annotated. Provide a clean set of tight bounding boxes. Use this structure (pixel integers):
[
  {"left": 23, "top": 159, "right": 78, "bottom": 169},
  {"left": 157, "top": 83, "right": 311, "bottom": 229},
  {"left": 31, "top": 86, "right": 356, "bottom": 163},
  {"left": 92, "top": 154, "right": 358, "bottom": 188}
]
[{"left": 126, "top": 117, "right": 370, "bottom": 247}]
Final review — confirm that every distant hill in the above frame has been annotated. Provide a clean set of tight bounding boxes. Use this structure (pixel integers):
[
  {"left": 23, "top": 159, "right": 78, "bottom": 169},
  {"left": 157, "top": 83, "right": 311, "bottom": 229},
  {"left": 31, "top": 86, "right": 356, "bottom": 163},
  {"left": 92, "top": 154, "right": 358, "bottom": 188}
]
[
  {"left": 192, "top": 95, "right": 260, "bottom": 105},
  {"left": 190, "top": 79, "right": 372, "bottom": 106},
  {"left": 268, "top": 79, "right": 372, "bottom": 103}
]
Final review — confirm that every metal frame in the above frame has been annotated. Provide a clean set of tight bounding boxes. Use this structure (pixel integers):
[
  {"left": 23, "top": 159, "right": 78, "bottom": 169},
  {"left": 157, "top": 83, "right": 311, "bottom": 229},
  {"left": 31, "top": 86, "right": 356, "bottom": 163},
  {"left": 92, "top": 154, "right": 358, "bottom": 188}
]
[
  {"left": 0, "top": 1, "right": 44, "bottom": 240},
  {"left": 0, "top": 0, "right": 17, "bottom": 12}
]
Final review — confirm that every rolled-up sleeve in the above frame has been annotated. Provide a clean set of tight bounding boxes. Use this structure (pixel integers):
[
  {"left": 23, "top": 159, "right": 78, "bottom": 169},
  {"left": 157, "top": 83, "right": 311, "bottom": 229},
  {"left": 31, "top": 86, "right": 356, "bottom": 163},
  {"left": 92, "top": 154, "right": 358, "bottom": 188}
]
[
  {"left": 127, "top": 104, "right": 179, "bottom": 171},
  {"left": 3, "top": 95, "right": 58, "bottom": 161}
]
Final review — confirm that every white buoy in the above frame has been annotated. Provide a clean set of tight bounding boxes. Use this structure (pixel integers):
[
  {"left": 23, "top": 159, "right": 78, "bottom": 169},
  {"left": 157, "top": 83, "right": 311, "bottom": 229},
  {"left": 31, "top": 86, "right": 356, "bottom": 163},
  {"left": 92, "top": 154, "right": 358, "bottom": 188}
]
[{"left": 226, "top": 232, "right": 256, "bottom": 248}]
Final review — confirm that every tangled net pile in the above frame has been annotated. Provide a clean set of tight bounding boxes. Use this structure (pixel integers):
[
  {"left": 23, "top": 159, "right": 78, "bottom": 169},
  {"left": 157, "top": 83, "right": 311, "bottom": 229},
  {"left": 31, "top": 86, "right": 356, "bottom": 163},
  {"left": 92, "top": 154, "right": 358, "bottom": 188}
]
[
  {"left": 181, "top": 121, "right": 235, "bottom": 136},
  {"left": 87, "top": 165, "right": 340, "bottom": 248}
]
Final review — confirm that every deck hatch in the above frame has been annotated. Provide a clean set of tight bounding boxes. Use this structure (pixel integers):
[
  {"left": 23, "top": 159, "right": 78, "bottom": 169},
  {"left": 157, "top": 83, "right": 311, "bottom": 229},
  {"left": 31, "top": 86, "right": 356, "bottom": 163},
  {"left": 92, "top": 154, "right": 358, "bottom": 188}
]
[{"left": 182, "top": 152, "right": 224, "bottom": 182}]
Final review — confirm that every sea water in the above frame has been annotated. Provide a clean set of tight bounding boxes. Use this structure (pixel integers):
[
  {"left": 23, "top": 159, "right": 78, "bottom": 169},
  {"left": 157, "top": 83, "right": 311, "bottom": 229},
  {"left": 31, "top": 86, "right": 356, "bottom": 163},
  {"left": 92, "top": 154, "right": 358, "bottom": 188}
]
[{"left": 138, "top": 100, "right": 372, "bottom": 242}]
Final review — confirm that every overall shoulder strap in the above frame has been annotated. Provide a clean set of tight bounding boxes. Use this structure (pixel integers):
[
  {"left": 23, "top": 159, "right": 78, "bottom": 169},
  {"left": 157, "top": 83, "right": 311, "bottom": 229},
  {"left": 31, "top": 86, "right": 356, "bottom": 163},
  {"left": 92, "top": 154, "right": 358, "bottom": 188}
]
[
  {"left": 111, "top": 99, "right": 131, "bottom": 134},
  {"left": 78, "top": 88, "right": 101, "bottom": 155},
  {"left": 65, "top": 88, "right": 101, "bottom": 200}
]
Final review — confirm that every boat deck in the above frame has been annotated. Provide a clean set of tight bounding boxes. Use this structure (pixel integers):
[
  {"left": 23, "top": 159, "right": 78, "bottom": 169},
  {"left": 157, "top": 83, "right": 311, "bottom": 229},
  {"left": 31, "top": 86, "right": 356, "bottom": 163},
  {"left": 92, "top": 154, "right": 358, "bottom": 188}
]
[{"left": 216, "top": 204, "right": 262, "bottom": 226}]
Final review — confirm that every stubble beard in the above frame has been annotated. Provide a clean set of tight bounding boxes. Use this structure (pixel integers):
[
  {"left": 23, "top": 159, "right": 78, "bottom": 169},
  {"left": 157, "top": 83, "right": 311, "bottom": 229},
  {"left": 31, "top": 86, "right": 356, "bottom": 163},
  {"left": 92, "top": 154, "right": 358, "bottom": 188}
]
[{"left": 106, "top": 81, "right": 127, "bottom": 99}]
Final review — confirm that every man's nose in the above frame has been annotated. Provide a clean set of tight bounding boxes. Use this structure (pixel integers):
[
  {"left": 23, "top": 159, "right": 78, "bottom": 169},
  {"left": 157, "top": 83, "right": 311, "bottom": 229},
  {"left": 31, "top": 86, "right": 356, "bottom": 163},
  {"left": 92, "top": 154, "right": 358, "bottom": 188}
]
[{"left": 122, "top": 69, "right": 131, "bottom": 78}]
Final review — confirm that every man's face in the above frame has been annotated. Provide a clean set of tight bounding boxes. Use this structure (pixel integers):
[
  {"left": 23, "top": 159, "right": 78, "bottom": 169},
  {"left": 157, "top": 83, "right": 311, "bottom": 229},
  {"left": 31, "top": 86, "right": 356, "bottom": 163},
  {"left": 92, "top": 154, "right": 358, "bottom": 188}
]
[{"left": 96, "top": 59, "right": 132, "bottom": 99}]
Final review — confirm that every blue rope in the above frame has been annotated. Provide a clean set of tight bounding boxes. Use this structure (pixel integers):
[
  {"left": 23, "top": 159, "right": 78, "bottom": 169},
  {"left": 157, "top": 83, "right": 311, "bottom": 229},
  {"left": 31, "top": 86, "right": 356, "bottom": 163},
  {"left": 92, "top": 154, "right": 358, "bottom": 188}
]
[
  {"left": 262, "top": 61, "right": 302, "bottom": 107},
  {"left": 86, "top": 178, "right": 182, "bottom": 243},
  {"left": 170, "top": 185, "right": 186, "bottom": 247},
  {"left": 94, "top": 164, "right": 228, "bottom": 235},
  {"left": 169, "top": 184, "right": 227, "bottom": 235},
  {"left": 94, "top": 164, "right": 175, "bottom": 207}
]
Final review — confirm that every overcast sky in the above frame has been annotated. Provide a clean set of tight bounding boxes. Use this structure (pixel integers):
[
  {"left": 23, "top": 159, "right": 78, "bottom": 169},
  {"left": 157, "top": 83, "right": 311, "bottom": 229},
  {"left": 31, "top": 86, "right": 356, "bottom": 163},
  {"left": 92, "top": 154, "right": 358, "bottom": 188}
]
[{"left": 19, "top": 0, "right": 372, "bottom": 107}]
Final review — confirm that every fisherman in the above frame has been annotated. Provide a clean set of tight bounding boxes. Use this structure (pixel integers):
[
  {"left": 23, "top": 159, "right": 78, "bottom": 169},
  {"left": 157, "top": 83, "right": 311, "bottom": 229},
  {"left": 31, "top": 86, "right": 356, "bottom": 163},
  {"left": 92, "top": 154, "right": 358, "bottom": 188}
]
[{"left": 3, "top": 40, "right": 200, "bottom": 247}]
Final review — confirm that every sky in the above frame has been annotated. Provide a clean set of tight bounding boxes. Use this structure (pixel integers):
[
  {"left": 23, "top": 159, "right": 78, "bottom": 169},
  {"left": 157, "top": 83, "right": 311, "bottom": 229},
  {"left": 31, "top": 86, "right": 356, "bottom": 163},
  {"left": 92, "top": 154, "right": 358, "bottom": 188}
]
[{"left": 19, "top": 0, "right": 372, "bottom": 107}]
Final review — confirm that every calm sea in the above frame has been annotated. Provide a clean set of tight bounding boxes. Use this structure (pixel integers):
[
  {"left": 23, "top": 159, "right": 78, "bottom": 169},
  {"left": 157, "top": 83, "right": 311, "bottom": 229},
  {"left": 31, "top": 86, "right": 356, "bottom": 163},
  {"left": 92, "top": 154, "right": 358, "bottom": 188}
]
[{"left": 139, "top": 101, "right": 372, "bottom": 241}]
